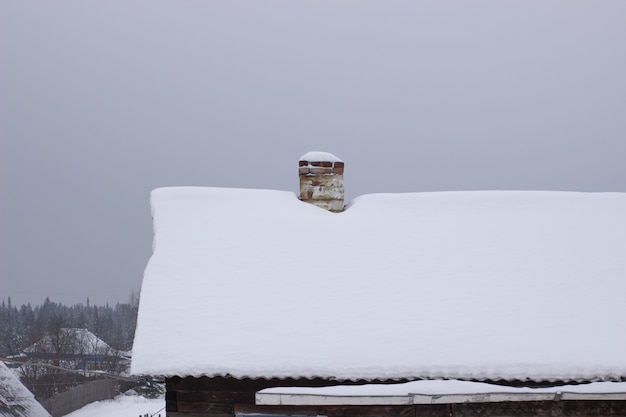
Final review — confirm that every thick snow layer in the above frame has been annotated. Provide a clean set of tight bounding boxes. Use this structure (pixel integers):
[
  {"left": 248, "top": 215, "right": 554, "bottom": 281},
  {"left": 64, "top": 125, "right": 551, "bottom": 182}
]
[
  {"left": 62, "top": 394, "right": 164, "bottom": 417},
  {"left": 132, "top": 188, "right": 626, "bottom": 381},
  {"left": 299, "top": 151, "right": 343, "bottom": 162}
]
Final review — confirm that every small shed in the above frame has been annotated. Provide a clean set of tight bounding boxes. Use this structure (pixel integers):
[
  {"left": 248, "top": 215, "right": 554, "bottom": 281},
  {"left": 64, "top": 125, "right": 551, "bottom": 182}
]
[{"left": 132, "top": 155, "right": 626, "bottom": 417}]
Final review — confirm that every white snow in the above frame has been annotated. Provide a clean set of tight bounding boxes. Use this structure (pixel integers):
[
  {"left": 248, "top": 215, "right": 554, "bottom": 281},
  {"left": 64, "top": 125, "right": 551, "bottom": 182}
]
[
  {"left": 299, "top": 151, "right": 343, "bottom": 162},
  {"left": 62, "top": 394, "right": 164, "bottom": 417},
  {"left": 0, "top": 360, "right": 50, "bottom": 417},
  {"left": 257, "top": 380, "right": 626, "bottom": 405},
  {"left": 24, "top": 328, "right": 126, "bottom": 357},
  {"left": 260, "top": 380, "right": 626, "bottom": 396},
  {"left": 132, "top": 188, "right": 626, "bottom": 382}
]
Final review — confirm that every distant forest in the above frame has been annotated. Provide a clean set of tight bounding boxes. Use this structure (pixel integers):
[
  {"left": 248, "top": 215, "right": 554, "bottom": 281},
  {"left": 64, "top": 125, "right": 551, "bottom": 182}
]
[
  {"left": 0, "top": 293, "right": 138, "bottom": 359},
  {"left": 0, "top": 293, "right": 141, "bottom": 399}
]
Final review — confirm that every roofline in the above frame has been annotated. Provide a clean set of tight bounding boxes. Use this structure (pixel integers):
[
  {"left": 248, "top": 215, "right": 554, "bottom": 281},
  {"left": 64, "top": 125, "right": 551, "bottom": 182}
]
[{"left": 150, "top": 373, "right": 626, "bottom": 386}]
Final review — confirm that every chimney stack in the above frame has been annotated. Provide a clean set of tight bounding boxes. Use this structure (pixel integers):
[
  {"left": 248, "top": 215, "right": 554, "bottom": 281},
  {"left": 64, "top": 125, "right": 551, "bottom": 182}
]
[{"left": 299, "top": 151, "right": 344, "bottom": 212}]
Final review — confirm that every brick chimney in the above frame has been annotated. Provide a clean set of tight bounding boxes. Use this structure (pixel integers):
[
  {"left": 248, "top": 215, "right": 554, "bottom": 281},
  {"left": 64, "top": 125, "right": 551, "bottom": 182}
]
[{"left": 298, "top": 151, "right": 344, "bottom": 212}]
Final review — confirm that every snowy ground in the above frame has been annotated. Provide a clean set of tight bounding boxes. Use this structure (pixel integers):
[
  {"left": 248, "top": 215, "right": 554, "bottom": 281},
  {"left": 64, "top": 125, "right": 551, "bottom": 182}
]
[{"left": 63, "top": 394, "right": 165, "bottom": 417}]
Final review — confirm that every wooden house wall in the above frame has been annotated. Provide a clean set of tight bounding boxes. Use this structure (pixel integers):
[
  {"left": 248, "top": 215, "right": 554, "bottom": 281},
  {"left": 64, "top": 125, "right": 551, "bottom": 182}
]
[{"left": 165, "top": 377, "right": 626, "bottom": 417}]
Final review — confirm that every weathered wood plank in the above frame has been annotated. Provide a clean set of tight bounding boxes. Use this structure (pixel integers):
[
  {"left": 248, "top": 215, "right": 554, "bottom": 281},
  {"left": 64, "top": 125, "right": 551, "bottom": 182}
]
[
  {"left": 166, "top": 376, "right": 338, "bottom": 392},
  {"left": 176, "top": 390, "right": 253, "bottom": 404},
  {"left": 414, "top": 404, "right": 451, "bottom": 417},
  {"left": 450, "top": 400, "right": 626, "bottom": 417},
  {"left": 235, "top": 403, "right": 416, "bottom": 417},
  {"left": 176, "top": 401, "right": 233, "bottom": 414}
]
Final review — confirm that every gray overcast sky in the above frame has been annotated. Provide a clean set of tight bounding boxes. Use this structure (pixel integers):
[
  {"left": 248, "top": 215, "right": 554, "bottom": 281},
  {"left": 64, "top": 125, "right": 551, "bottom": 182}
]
[{"left": 1, "top": 1, "right": 625, "bottom": 306}]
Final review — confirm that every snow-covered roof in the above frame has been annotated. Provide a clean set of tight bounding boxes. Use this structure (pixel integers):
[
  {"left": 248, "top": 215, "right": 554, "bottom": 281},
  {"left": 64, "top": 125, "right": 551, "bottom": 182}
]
[
  {"left": 24, "top": 328, "right": 123, "bottom": 356},
  {"left": 132, "top": 188, "right": 626, "bottom": 382},
  {"left": 0, "top": 361, "right": 50, "bottom": 417}
]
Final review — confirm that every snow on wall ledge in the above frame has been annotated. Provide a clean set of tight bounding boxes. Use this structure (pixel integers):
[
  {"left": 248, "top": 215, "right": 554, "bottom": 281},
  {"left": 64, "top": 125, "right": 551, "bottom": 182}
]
[
  {"left": 256, "top": 380, "right": 626, "bottom": 405},
  {"left": 132, "top": 188, "right": 626, "bottom": 381}
]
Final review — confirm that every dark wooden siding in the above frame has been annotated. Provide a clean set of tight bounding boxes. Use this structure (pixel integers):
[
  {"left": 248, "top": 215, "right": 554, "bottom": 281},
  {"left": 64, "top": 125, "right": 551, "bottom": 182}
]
[{"left": 165, "top": 377, "right": 626, "bottom": 417}]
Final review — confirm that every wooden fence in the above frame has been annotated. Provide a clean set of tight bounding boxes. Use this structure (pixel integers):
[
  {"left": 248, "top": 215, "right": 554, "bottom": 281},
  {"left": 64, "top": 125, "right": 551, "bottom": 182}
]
[{"left": 40, "top": 379, "right": 117, "bottom": 417}]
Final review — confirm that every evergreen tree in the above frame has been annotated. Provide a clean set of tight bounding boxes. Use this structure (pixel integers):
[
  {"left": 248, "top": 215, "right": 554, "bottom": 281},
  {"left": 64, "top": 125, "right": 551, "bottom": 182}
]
[{"left": 0, "top": 291, "right": 140, "bottom": 398}]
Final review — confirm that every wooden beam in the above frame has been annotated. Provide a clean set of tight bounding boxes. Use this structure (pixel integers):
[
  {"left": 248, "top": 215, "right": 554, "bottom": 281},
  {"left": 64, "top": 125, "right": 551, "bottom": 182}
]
[{"left": 236, "top": 403, "right": 416, "bottom": 417}]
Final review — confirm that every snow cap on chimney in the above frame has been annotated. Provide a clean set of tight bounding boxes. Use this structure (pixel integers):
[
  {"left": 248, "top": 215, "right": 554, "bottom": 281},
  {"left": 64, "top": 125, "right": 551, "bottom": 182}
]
[{"left": 299, "top": 151, "right": 344, "bottom": 212}]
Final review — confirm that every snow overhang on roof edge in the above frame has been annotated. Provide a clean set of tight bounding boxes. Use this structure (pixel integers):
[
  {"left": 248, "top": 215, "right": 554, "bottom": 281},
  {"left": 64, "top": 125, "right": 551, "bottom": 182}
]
[{"left": 138, "top": 369, "right": 626, "bottom": 384}]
